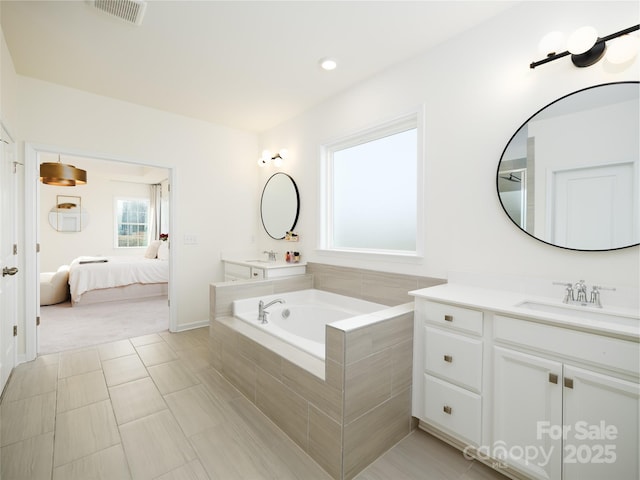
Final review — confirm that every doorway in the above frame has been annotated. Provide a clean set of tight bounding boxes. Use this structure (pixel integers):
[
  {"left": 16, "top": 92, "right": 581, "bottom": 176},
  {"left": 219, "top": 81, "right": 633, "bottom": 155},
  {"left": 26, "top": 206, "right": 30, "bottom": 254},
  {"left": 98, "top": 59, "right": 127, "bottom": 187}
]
[{"left": 24, "top": 144, "right": 176, "bottom": 361}]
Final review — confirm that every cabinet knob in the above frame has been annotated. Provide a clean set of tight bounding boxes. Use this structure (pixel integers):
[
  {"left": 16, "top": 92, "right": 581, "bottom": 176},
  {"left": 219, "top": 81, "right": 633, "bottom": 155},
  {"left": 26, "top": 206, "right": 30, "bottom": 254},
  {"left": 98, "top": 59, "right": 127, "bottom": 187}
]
[
  {"left": 444, "top": 314, "right": 453, "bottom": 322},
  {"left": 564, "top": 377, "right": 574, "bottom": 389},
  {"left": 443, "top": 405, "right": 452, "bottom": 415},
  {"left": 443, "top": 354, "right": 453, "bottom": 363},
  {"left": 548, "top": 373, "right": 558, "bottom": 384}
]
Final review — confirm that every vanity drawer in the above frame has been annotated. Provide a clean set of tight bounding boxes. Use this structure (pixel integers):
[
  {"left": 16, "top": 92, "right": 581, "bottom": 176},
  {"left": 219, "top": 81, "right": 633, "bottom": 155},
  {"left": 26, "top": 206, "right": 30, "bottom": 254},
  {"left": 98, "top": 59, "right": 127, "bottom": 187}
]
[
  {"left": 422, "top": 301, "right": 483, "bottom": 336},
  {"left": 425, "top": 327, "right": 482, "bottom": 392},
  {"left": 224, "top": 263, "right": 252, "bottom": 280},
  {"left": 494, "top": 315, "right": 640, "bottom": 377},
  {"left": 423, "top": 374, "right": 481, "bottom": 446}
]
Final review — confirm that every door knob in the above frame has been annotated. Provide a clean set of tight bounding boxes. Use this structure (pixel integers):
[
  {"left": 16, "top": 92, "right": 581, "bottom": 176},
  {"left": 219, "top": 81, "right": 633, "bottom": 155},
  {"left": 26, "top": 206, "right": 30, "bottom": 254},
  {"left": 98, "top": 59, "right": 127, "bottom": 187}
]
[{"left": 2, "top": 266, "right": 18, "bottom": 277}]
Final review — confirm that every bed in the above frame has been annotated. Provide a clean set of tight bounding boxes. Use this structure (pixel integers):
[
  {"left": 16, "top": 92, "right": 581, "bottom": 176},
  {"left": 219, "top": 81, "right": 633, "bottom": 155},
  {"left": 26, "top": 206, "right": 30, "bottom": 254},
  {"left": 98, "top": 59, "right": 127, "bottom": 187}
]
[{"left": 68, "top": 255, "right": 169, "bottom": 306}]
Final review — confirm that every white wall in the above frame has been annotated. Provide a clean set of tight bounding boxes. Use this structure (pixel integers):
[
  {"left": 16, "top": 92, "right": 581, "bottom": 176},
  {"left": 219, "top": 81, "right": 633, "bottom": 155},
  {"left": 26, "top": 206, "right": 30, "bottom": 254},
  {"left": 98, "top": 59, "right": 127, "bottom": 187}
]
[
  {"left": 257, "top": 1, "right": 640, "bottom": 293},
  {"left": 39, "top": 176, "right": 159, "bottom": 272}
]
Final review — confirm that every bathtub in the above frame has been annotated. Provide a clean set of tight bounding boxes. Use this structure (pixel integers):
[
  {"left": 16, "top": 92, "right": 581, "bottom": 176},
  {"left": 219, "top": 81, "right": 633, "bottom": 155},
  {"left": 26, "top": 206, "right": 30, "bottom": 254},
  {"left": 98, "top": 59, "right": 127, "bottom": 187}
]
[{"left": 233, "top": 289, "right": 386, "bottom": 359}]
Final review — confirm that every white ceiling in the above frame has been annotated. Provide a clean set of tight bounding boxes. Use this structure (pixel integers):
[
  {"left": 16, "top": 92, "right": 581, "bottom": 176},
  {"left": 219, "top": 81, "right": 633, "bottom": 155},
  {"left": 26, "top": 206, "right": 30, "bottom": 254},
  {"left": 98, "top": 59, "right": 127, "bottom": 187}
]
[{"left": 1, "top": 1, "right": 518, "bottom": 133}]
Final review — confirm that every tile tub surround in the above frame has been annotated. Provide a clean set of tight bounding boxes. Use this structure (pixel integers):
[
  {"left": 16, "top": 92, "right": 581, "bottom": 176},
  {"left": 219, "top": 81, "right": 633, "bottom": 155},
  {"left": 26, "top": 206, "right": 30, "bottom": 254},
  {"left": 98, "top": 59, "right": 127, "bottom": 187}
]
[{"left": 209, "top": 265, "right": 445, "bottom": 479}]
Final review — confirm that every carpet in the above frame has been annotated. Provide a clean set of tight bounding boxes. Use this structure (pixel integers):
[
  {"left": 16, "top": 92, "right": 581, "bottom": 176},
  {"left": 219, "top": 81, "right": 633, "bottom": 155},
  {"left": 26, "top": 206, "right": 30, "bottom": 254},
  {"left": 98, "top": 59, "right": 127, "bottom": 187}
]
[{"left": 39, "top": 296, "right": 170, "bottom": 354}]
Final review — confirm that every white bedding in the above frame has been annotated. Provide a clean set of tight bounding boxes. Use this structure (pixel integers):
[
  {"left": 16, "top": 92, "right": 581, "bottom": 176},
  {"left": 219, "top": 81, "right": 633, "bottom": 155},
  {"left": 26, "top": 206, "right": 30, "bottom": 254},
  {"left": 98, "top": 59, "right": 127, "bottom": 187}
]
[{"left": 69, "top": 256, "right": 169, "bottom": 303}]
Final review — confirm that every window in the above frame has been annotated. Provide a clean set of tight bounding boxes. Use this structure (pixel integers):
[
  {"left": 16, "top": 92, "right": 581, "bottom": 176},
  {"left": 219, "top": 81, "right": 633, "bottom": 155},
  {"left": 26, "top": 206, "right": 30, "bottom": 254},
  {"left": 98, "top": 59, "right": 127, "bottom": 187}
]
[
  {"left": 115, "top": 198, "right": 150, "bottom": 248},
  {"left": 321, "top": 111, "right": 423, "bottom": 256}
]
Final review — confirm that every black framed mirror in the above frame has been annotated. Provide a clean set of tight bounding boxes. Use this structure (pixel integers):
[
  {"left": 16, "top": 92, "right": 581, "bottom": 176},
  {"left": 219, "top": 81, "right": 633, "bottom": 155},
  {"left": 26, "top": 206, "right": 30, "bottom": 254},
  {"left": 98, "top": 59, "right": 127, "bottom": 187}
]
[
  {"left": 497, "top": 81, "right": 639, "bottom": 251},
  {"left": 260, "top": 172, "right": 300, "bottom": 240}
]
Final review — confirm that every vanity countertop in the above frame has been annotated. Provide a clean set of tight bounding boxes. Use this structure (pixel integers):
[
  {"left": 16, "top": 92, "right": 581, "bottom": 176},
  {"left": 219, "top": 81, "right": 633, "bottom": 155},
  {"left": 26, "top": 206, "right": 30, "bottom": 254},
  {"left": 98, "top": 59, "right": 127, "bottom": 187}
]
[
  {"left": 410, "top": 283, "right": 639, "bottom": 342},
  {"left": 222, "top": 257, "right": 306, "bottom": 270}
]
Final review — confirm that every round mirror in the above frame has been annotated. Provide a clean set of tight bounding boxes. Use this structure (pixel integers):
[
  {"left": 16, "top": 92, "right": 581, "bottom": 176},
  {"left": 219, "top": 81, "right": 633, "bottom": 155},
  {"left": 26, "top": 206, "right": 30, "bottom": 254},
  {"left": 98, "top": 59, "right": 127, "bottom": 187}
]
[
  {"left": 497, "top": 81, "right": 639, "bottom": 251},
  {"left": 260, "top": 173, "right": 300, "bottom": 239}
]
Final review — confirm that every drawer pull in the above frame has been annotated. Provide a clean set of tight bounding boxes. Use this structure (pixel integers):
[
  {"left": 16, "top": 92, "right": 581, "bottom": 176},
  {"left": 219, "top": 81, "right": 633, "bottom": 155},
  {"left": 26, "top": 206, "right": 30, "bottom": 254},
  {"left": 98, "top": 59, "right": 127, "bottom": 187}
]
[
  {"left": 564, "top": 377, "right": 574, "bottom": 389},
  {"left": 444, "top": 314, "right": 454, "bottom": 322},
  {"left": 443, "top": 405, "right": 452, "bottom": 415},
  {"left": 443, "top": 354, "right": 453, "bottom": 363},
  {"left": 549, "top": 373, "right": 558, "bottom": 384}
]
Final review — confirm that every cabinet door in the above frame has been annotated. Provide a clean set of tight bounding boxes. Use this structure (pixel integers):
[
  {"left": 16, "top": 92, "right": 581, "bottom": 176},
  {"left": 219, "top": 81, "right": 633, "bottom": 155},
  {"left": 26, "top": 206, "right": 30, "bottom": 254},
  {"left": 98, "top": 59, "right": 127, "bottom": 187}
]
[
  {"left": 562, "top": 365, "right": 639, "bottom": 480},
  {"left": 493, "top": 347, "right": 563, "bottom": 480}
]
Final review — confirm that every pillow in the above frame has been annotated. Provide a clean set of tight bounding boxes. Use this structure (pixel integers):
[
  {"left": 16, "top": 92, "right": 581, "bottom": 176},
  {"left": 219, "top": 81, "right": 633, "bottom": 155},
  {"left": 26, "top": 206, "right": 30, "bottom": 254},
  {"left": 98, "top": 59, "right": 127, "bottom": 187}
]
[
  {"left": 144, "top": 240, "right": 162, "bottom": 259},
  {"left": 157, "top": 242, "right": 169, "bottom": 261}
]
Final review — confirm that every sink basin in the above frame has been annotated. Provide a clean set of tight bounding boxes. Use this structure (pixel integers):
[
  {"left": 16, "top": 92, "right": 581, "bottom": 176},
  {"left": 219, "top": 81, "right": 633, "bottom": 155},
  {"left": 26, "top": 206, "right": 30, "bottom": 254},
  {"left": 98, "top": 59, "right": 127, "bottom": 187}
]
[
  {"left": 516, "top": 301, "right": 639, "bottom": 327},
  {"left": 244, "top": 259, "right": 271, "bottom": 264}
]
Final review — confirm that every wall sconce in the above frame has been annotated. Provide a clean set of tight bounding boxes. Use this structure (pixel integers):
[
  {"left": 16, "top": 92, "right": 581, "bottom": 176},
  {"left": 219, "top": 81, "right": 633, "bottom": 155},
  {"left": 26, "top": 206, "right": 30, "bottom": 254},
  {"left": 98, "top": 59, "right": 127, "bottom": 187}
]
[
  {"left": 530, "top": 24, "right": 639, "bottom": 69},
  {"left": 257, "top": 149, "right": 288, "bottom": 167},
  {"left": 40, "top": 156, "right": 87, "bottom": 186}
]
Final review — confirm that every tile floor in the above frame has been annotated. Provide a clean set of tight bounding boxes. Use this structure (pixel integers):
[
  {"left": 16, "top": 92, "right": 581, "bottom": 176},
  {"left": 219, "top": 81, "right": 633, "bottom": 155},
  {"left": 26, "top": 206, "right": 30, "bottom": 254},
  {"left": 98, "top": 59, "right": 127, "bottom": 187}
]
[{"left": 1, "top": 327, "right": 508, "bottom": 480}]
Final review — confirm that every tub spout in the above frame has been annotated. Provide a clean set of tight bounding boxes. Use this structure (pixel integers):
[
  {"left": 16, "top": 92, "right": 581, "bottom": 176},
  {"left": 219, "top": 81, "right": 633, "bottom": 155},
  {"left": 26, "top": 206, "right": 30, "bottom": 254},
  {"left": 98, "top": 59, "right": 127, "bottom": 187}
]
[{"left": 257, "top": 298, "right": 285, "bottom": 324}]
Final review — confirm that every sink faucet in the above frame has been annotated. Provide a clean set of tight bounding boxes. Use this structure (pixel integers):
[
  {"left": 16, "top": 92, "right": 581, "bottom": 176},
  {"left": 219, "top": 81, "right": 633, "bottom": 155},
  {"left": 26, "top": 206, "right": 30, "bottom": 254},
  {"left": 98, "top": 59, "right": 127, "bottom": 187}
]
[
  {"left": 263, "top": 250, "right": 277, "bottom": 262},
  {"left": 553, "top": 281, "right": 616, "bottom": 308},
  {"left": 257, "top": 298, "right": 285, "bottom": 324}
]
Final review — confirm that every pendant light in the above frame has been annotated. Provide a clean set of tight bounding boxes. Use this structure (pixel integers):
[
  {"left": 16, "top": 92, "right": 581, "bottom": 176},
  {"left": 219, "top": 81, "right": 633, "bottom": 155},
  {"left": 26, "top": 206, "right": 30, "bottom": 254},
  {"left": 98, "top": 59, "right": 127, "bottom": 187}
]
[{"left": 40, "top": 156, "right": 87, "bottom": 186}]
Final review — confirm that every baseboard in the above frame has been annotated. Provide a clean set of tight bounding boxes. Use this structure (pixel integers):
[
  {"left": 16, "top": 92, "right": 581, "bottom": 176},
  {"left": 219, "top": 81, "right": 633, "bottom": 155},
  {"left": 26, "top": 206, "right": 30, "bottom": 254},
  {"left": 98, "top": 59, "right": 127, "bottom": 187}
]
[{"left": 173, "top": 319, "right": 209, "bottom": 332}]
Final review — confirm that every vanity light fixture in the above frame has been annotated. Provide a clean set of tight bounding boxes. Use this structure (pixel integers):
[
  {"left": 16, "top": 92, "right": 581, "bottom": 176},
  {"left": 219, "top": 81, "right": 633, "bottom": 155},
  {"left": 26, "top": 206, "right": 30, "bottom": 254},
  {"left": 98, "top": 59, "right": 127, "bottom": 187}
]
[
  {"left": 257, "top": 149, "right": 288, "bottom": 167},
  {"left": 530, "top": 24, "right": 639, "bottom": 69},
  {"left": 40, "top": 156, "right": 87, "bottom": 186}
]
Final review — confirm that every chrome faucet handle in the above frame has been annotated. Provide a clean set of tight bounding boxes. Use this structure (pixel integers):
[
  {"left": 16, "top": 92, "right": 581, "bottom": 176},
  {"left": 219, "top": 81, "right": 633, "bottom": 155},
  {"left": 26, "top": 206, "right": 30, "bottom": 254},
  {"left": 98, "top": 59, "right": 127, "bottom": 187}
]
[
  {"left": 590, "top": 285, "right": 616, "bottom": 309},
  {"left": 262, "top": 250, "right": 277, "bottom": 262},
  {"left": 552, "top": 281, "right": 574, "bottom": 303}
]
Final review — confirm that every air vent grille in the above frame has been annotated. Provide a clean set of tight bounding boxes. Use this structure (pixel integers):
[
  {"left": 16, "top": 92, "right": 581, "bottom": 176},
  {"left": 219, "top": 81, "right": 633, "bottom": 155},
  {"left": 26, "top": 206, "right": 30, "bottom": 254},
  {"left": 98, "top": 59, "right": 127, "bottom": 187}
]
[{"left": 92, "top": 0, "right": 147, "bottom": 26}]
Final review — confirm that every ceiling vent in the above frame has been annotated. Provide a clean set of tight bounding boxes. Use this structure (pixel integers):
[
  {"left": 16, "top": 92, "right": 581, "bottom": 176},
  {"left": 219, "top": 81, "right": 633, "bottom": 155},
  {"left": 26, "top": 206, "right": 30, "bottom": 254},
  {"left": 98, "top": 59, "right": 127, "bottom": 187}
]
[{"left": 91, "top": 0, "right": 147, "bottom": 26}]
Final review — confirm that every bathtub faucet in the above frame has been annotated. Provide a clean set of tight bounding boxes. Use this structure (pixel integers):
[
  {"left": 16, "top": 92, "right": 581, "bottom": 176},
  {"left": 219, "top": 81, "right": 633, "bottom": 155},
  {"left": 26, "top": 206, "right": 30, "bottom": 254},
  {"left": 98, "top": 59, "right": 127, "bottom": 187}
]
[{"left": 257, "top": 298, "right": 285, "bottom": 324}]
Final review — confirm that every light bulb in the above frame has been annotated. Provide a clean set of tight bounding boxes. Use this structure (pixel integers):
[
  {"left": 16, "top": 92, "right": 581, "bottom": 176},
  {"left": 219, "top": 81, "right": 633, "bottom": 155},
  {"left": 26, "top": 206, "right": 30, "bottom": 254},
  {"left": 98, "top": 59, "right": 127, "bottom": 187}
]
[
  {"left": 273, "top": 156, "right": 283, "bottom": 167},
  {"left": 319, "top": 57, "right": 337, "bottom": 71},
  {"left": 538, "top": 31, "right": 565, "bottom": 55},
  {"left": 278, "top": 149, "right": 288, "bottom": 159},
  {"left": 567, "top": 26, "right": 599, "bottom": 54},
  {"left": 606, "top": 35, "right": 640, "bottom": 64},
  {"left": 257, "top": 157, "right": 268, "bottom": 167}
]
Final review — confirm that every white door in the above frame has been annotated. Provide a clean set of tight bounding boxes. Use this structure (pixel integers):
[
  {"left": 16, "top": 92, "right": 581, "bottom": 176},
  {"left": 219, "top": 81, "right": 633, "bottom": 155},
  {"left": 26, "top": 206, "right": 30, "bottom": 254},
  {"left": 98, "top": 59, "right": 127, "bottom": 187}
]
[
  {"left": 493, "top": 347, "right": 563, "bottom": 480},
  {"left": 0, "top": 125, "right": 17, "bottom": 393},
  {"left": 552, "top": 163, "right": 635, "bottom": 250},
  {"left": 562, "top": 365, "right": 639, "bottom": 480}
]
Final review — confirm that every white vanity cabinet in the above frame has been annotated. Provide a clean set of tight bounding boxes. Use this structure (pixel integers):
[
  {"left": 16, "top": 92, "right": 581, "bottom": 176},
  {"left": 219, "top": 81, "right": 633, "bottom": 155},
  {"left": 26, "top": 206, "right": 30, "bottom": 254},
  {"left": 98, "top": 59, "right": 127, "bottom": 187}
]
[
  {"left": 411, "top": 284, "right": 640, "bottom": 480},
  {"left": 493, "top": 315, "right": 639, "bottom": 480},
  {"left": 222, "top": 260, "right": 305, "bottom": 281},
  {"left": 413, "top": 299, "right": 484, "bottom": 446}
]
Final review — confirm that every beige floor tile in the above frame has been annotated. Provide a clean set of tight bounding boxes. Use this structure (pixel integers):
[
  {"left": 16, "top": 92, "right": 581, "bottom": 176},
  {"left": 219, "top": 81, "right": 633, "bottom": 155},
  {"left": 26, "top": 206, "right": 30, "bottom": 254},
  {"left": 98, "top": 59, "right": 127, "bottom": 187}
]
[
  {"left": 154, "top": 459, "right": 210, "bottom": 480},
  {"left": 52, "top": 444, "right": 132, "bottom": 480},
  {"left": 1, "top": 392, "right": 56, "bottom": 446},
  {"left": 12, "top": 352, "right": 59, "bottom": 371},
  {"left": 196, "top": 367, "right": 243, "bottom": 403},
  {"left": 136, "top": 341, "right": 178, "bottom": 367},
  {"left": 57, "top": 370, "right": 109, "bottom": 413},
  {"left": 164, "top": 384, "right": 228, "bottom": 437},
  {"left": 130, "top": 333, "right": 164, "bottom": 347},
  {"left": 2, "top": 364, "right": 58, "bottom": 402},
  {"left": 119, "top": 409, "right": 196, "bottom": 480},
  {"left": 98, "top": 339, "right": 136, "bottom": 361},
  {"left": 58, "top": 348, "right": 102, "bottom": 378},
  {"left": 54, "top": 399, "right": 120, "bottom": 467},
  {"left": 177, "top": 346, "right": 211, "bottom": 373},
  {"left": 1, "top": 432, "right": 54, "bottom": 480},
  {"left": 109, "top": 377, "right": 167, "bottom": 425},
  {"left": 148, "top": 360, "right": 199, "bottom": 395},
  {"left": 101, "top": 354, "right": 148, "bottom": 387},
  {"left": 189, "top": 422, "right": 267, "bottom": 480}
]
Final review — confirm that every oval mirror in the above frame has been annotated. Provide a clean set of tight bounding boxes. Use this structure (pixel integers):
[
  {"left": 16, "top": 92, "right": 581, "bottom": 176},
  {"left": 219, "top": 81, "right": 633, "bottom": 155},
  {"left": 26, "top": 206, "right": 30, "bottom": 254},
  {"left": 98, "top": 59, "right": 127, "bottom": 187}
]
[
  {"left": 497, "top": 81, "right": 639, "bottom": 251},
  {"left": 260, "top": 173, "right": 300, "bottom": 239}
]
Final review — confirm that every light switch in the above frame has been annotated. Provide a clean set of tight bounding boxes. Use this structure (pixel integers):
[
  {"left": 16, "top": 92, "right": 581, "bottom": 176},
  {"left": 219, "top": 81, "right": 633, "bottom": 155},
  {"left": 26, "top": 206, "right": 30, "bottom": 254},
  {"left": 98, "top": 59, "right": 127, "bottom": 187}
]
[{"left": 184, "top": 234, "right": 197, "bottom": 245}]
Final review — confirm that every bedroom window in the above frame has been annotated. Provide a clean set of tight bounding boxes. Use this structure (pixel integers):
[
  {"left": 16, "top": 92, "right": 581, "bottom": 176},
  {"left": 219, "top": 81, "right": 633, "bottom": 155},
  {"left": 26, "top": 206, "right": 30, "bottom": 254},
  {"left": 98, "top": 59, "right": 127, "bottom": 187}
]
[
  {"left": 115, "top": 198, "right": 150, "bottom": 248},
  {"left": 320, "top": 110, "right": 424, "bottom": 257}
]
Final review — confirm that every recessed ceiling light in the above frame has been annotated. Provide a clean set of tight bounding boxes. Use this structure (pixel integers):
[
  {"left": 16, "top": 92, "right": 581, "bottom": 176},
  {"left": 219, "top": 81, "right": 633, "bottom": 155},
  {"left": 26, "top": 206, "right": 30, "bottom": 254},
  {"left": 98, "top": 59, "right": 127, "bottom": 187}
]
[{"left": 319, "top": 57, "right": 337, "bottom": 71}]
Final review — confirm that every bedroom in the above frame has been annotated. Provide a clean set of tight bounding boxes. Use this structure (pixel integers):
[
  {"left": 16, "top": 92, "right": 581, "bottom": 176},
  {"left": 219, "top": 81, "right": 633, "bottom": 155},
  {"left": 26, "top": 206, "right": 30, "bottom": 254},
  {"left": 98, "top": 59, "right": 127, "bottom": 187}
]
[{"left": 37, "top": 152, "right": 171, "bottom": 353}]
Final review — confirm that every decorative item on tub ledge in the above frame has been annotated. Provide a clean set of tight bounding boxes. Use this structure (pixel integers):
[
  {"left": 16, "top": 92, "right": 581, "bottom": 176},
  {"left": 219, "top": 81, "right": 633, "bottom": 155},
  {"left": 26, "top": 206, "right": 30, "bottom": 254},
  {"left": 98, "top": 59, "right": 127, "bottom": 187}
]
[
  {"left": 530, "top": 24, "right": 639, "bottom": 69},
  {"left": 257, "top": 148, "right": 288, "bottom": 167},
  {"left": 40, "top": 155, "right": 87, "bottom": 186}
]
